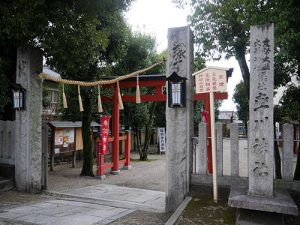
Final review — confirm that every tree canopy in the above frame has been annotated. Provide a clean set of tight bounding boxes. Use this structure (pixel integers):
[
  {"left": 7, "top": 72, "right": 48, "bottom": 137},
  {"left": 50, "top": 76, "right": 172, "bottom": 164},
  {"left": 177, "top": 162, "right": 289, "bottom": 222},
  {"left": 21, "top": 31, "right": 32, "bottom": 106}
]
[
  {"left": 174, "top": 0, "right": 300, "bottom": 92},
  {"left": 0, "top": 0, "right": 134, "bottom": 175}
]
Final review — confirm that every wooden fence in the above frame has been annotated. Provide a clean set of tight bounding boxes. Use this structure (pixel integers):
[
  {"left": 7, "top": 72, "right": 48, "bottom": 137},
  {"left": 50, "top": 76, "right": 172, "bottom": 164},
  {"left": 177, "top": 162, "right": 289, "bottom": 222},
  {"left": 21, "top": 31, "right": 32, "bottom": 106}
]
[
  {"left": 192, "top": 122, "right": 300, "bottom": 191},
  {"left": 0, "top": 120, "right": 16, "bottom": 165}
]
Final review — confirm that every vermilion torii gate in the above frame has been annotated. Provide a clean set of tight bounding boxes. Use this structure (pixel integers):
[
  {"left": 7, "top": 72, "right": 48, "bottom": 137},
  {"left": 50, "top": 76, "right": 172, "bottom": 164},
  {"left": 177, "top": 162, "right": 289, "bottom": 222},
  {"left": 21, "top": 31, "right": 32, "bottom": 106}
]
[{"left": 101, "top": 73, "right": 231, "bottom": 174}]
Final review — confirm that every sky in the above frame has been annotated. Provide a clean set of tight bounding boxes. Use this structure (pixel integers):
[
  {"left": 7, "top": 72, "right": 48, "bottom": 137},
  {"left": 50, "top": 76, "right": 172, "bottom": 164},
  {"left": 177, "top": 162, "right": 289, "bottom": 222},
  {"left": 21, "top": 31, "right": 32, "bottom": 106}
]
[{"left": 125, "top": 0, "right": 244, "bottom": 111}]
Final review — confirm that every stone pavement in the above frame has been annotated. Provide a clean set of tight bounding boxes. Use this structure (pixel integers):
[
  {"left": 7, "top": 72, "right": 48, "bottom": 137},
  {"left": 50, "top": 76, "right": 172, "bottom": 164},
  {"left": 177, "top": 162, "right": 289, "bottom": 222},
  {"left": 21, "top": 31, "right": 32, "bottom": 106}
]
[
  {"left": 0, "top": 199, "right": 134, "bottom": 225},
  {"left": 49, "top": 184, "right": 166, "bottom": 213},
  {"left": 0, "top": 184, "right": 166, "bottom": 225}
]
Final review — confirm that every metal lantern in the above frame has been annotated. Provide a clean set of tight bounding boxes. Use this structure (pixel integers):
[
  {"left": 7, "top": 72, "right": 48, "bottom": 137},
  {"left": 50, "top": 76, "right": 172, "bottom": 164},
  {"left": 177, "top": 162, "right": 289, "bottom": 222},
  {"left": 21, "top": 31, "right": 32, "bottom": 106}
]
[
  {"left": 167, "top": 72, "right": 187, "bottom": 108},
  {"left": 12, "top": 83, "right": 26, "bottom": 110}
]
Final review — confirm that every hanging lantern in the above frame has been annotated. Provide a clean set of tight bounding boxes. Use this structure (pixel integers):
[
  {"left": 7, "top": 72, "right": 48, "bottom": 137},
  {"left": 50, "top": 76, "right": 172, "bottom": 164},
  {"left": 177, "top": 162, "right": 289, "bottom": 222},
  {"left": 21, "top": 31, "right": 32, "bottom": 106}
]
[
  {"left": 166, "top": 72, "right": 187, "bottom": 108},
  {"left": 11, "top": 83, "right": 26, "bottom": 110}
]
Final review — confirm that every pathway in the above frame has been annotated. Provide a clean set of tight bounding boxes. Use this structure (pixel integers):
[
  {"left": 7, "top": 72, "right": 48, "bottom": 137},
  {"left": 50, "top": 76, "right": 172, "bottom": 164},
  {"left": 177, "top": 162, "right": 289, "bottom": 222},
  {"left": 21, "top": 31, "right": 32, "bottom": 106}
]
[
  {"left": 0, "top": 152, "right": 166, "bottom": 225},
  {"left": 0, "top": 184, "right": 165, "bottom": 225}
]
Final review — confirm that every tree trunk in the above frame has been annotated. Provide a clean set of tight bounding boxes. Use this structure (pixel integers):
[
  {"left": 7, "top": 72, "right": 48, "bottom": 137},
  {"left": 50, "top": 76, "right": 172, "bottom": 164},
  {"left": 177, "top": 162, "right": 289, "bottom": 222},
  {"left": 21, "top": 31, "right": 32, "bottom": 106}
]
[
  {"left": 141, "top": 102, "right": 157, "bottom": 161},
  {"left": 274, "top": 123, "right": 282, "bottom": 179},
  {"left": 136, "top": 128, "right": 142, "bottom": 159},
  {"left": 235, "top": 46, "right": 250, "bottom": 97},
  {"left": 140, "top": 125, "right": 149, "bottom": 161},
  {"left": 139, "top": 128, "right": 142, "bottom": 146},
  {"left": 80, "top": 90, "right": 94, "bottom": 176}
]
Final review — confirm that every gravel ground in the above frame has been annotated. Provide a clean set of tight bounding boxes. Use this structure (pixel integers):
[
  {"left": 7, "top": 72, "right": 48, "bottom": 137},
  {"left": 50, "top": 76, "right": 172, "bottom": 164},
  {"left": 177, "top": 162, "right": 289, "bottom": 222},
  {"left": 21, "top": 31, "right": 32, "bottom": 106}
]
[{"left": 48, "top": 149, "right": 166, "bottom": 192}]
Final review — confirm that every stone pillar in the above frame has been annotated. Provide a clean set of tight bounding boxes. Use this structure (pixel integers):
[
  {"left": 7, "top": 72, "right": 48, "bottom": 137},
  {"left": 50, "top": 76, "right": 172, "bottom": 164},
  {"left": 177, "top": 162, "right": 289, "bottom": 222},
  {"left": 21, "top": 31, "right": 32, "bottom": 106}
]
[
  {"left": 216, "top": 123, "right": 223, "bottom": 176},
  {"left": 228, "top": 24, "right": 298, "bottom": 218},
  {"left": 282, "top": 123, "right": 294, "bottom": 181},
  {"left": 230, "top": 123, "right": 239, "bottom": 176},
  {"left": 198, "top": 123, "right": 207, "bottom": 175},
  {"left": 15, "top": 48, "right": 43, "bottom": 192},
  {"left": 166, "top": 26, "right": 193, "bottom": 212},
  {"left": 248, "top": 24, "right": 274, "bottom": 197}
]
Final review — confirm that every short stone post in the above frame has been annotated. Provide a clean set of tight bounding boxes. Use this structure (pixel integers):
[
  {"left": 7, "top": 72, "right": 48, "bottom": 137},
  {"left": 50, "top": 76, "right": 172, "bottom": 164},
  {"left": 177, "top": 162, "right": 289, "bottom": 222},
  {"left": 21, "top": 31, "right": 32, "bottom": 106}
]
[
  {"left": 198, "top": 123, "right": 207, "bottom": 175},
  {"left": 15, "top": 47, "right": 43, "bottom": 192},
  {"left": 282, "top": 123, "right": 294, "bottom": 181},
  {"left": 216, "top": 123, "right": 223, "bottom": 176},
  {"left": 230, "top": 123, "right": 239, "bottom": 176},
  {"left": 166, "top": 26, "right": 194, "bottom": 212}
]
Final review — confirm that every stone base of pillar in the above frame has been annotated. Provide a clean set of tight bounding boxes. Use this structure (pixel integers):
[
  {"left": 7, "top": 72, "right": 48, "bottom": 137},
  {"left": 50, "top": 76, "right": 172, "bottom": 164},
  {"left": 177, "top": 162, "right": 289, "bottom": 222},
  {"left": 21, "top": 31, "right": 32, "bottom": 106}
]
[
  {"left": 95, "top": 175, "right": 106, "bottom": 180},
  {"left": 110, "top": 170, "right": 120, "bottom": 175},
  {"left": 123, "top": 165, "right": 131, "bottom": 170},
  {"left": 228, "top": 185, "right": 298, "bottom": 216},
  {"left": 236, "top": 208, "right": 284, "bottom": 225}
]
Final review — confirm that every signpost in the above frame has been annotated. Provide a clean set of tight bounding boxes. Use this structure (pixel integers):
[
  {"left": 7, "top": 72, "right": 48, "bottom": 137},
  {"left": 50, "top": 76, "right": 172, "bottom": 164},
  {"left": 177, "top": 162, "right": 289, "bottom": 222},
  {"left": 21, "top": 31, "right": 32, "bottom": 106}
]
[
  {"left": 194, "top": 66, "right": 231, "bottom": 202},
  {"left": 96, "top": 115, "right": 110, "bottom": 179},
  {"left": 158, "top": 128, "right": 166, "bottom": 154},
  {"left": 100, "top": 116, "right": 110, "bottom": 155}
]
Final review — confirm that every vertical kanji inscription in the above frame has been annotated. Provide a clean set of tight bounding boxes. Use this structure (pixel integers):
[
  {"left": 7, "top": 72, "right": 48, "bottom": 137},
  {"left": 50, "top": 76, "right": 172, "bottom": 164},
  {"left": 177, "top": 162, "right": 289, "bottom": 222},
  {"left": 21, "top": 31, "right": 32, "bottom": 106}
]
[{"left": 249, "top": 24, "right": 274, "bottom": 197}]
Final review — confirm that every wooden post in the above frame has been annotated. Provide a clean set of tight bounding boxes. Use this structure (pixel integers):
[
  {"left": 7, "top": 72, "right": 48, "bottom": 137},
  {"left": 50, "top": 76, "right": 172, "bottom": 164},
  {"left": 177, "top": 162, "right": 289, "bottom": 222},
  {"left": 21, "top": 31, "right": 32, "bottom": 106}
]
[
  {"left": 111, "top": 84, "right": 120, "bottom": 174},
  {"left": 72, "top": 151, "right": 75, "bottom": 168},
  {"left": 124, "top": 130, "right": 131, "bottom": 169},
  {"left": 210, "top": 91, "right": 218, "bottom": 202},
  {"left": 204, "top": 93, "right": 213, "bottom": 174},
  {"left": 50, "top": 127, "right": 55, "bottom": 171}
]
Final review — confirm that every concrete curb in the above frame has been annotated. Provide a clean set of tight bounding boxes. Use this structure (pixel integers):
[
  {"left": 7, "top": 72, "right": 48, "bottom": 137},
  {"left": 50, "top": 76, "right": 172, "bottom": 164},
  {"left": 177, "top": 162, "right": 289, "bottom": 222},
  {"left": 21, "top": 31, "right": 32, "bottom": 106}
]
[
  {"left": 45, "top": 190, "right": 165, "bottom": 213},
  {"left": 165, "top": 196, "right": 192, "bottom": 225}
]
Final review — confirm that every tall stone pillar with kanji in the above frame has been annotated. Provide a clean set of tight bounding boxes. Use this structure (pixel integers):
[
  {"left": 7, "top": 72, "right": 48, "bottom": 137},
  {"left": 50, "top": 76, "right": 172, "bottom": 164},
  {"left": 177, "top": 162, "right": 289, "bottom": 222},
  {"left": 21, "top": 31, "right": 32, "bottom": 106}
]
[
  {"left": 166, "top": 26, "right": 194, "bottom": 212},
  {"left": 15, "top": 48, "right": 43, "bottom": 192}
]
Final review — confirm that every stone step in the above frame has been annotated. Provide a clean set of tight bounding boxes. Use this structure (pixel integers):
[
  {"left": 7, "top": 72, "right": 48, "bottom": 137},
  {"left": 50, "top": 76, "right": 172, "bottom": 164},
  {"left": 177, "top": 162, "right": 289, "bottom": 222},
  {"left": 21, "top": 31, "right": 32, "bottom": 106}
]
[{"left": 0, "top": 176, "right": 14, "bottom": 192}]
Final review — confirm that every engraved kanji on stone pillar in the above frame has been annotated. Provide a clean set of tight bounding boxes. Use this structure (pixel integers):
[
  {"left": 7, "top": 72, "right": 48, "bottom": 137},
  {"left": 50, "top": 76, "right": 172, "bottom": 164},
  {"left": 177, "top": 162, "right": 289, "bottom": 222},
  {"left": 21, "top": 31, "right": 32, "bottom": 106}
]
[{"left": 248, "top": 24, "right": 274, "bottom": 197}]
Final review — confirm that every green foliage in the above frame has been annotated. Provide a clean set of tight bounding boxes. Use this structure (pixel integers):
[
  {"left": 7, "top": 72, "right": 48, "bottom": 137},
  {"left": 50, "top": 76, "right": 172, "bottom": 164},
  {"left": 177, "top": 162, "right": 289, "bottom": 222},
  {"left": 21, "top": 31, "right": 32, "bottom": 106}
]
[
  {"left": 194, "top": 101, "right": 204, "bottom": 129},
  {"left": 42, "top": 86, "right": 52, "bottom": 108},
  {"left": 194, "top": 54, "right": 206, "bottom": 72},
  {"left": 112, "top": 31, "right": 159, "bottom": 75},
  {"left": 175, "top": 0, "right": 300, "bottom": 92},
  {"left": 0, "top": 0, "right": 135, "bottom": 175},
  {"left": 233, "top": 81, "right": 249, "bottom": 123},
  {"left": 278, "top": 85, "right": 300, "bottom": 122},
  {"left": 111, "top": 31, "right": 163, "bottom": 160}
]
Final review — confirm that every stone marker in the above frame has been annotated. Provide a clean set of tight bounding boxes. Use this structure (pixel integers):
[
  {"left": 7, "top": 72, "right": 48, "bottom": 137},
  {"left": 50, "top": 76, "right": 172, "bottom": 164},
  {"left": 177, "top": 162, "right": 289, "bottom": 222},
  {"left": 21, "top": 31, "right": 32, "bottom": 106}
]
[
  {"left": 248, "top": 24, "right": 274, "bottom": 196},
  {"left": 166, "top": 26, "right": 194, "bottom": 212},
  {"left": 216, "top": 123, "right": 223, "bottom": 176},
  {"left": 198, "top": 123, "right": 207, "bottom": 175},
  {"left": 230, "top": 123, "right": 239, "bottom": 177},
  {"left": 228, "top": 24, "right": 298, "bottom": 221},
  {"left": 282, "top": 123, "right": 294, "bottom": 181},
  {"left": 15, "top": 48, "right": 43, "bottom": 192}
]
